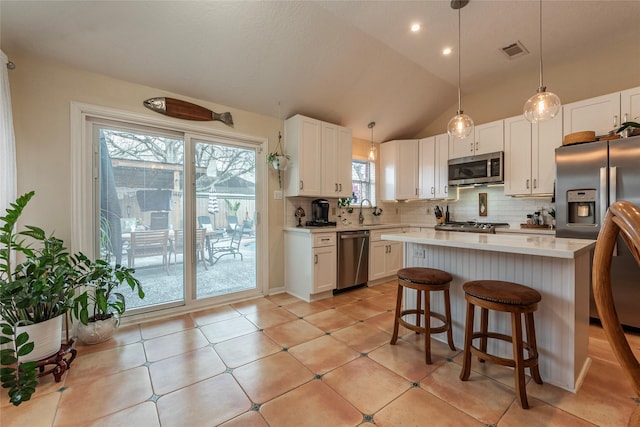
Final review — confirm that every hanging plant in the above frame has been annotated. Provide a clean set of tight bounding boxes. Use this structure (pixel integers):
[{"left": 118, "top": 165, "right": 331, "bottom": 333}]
[{"left": 268, "top": 131, "right": 290, "bottom": 188}]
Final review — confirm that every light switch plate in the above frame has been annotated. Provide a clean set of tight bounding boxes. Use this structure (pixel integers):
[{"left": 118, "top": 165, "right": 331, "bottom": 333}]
[{"left": 274, "top": 190, "right": 282, "bottom": 200}]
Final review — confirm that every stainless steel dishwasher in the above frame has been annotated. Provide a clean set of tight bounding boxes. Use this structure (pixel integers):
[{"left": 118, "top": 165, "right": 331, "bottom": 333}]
[{"left": 336, "top": 230, "right": 369, "bottom": 292}]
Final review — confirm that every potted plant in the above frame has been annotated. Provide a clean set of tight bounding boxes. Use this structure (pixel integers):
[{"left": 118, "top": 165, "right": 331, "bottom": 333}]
[
  {"left": 267, "top": 131, "right": 290, "bottom": 188},
  {"left": 71, "top": 255, "right": 144, "bottom": 345},
  {"left": 0, "top": 191, "right": 79, "bottom": 406},
  {"left": 372, "top": 206, "right": 383, "bottom": 223},
  {"left": 0, "top": 192, "right": 144, "bottom": 405}
]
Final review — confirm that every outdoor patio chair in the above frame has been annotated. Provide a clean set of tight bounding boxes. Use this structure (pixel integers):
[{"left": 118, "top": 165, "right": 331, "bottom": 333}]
[
  {"left": 127, "top": 229, "right": 169, "bottom": 274},
  {"left": 209, "top": 224, "right": 245, "bottom": 266},
  {"left": 149, "top": 211, "right": 169, "bottom": 230},
  {"left": 168, "top": 228, "right": 208, "bottom": 270}
]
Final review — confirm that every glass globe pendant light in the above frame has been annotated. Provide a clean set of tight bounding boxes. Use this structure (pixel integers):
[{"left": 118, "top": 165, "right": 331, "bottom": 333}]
[
  {"left": 523, "top": 0, "right": 561, "bottom": 123},
  {"left": 447, "top": 0, "right": 474, "bottom": 139},
  {"left": 368, "top": 121, "right": 376, "bottom": 161}
]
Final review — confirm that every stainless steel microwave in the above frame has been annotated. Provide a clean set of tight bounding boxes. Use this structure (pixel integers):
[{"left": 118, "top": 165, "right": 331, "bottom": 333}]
[{"left": 448, "top": 151, "right": 504, "bottom": 186}]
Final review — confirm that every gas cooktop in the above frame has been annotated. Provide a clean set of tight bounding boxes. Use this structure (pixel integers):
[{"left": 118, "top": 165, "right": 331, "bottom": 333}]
[{"left": 434, "top": 221, "right": 510, "bottom": 234}]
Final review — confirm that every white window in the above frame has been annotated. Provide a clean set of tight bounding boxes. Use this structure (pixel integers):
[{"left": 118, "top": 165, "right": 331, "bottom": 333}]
[{"left": 351, "top": 160, "right": 376, "bottom": 205}]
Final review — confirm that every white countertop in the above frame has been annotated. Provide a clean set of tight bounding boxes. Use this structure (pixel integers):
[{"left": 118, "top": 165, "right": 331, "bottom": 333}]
[
  {"left": 284, "top": 223, "right": 405, "bottom": 233},
  {"left": 381, "top": 229, "right": 595, "bottom": 259}
]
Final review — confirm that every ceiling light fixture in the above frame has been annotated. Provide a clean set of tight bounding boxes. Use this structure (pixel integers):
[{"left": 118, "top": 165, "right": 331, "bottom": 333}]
[
  {"left": 368, "top": 122, "right": 376, "bottom": 162},
  {"left": 411, "top": 23, "right": 421, "bottom": 32},
  {"left": 447, "top": 0, "right": 474, "bottom": 139},
  {"left": 523, "top": 0, "right": 561, "bottom": 123},
  {"left": 442, "top": 47, "right": 452, "bottom": 55}
]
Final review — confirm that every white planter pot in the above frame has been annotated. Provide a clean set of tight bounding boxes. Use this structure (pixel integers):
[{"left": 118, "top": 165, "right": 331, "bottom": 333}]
[
  {"left": 271, "top": 155, "right": 289, "bottom": 171},
  {"left": 15, "top": 315, "right": 63, "bottom": 362},
  {"left": 77, "top": 316, "right": 119, "bottom": 345}
]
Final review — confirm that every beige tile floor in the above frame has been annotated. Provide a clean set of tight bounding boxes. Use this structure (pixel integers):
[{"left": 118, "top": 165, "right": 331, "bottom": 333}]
[{"left": 2, "top": 281, "right": 639, "bottom": 426}]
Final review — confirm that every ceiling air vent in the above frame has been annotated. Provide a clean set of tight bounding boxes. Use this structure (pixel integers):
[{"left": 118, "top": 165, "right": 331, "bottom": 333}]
[{"left": 500, "top": 41, "right": 529, "bottom": 59}]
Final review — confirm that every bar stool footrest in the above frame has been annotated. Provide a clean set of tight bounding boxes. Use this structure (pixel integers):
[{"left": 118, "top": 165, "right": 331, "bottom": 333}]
[
  {"left": 470, "top": 331, "right": 539, "bottom": 368},
  {"left": 398, "top": 310, "right": 451, "bottom": 335}
]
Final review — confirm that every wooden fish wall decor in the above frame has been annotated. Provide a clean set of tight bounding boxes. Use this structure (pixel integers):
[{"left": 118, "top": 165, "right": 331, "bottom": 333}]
[{"left": 143, "top": 97, "right": 234, "bottom": 127}]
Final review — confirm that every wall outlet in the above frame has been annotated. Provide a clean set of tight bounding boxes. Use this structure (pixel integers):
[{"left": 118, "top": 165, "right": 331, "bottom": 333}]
[
  {"left": 274, "top": 190, "right": 282, "bottom": 200},
  {"left": 413, "top": 249, "right": 425, "bottom": 258}
]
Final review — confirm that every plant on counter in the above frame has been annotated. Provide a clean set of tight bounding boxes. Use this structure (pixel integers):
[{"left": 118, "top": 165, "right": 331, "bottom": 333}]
[
  {"left": 337, "top": 197, "right": 353, "bottom": 214},
  {"left": 372, "top": 206, "right": 383, "bottom": 216}
]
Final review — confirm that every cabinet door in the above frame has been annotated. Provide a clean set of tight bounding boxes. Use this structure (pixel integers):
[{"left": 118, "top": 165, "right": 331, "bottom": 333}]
[
  {"left": 380, "top": 141, "right": 397, "bottom": 201},
  {"left": 435, "top": 133, "right": 451, "bottom": 199},
  {"left": 321, "top": 122, "right": 339, "bottom": 196},
  {"left": 369, "top": 240, "right": 389, "bottom": 281},
  {"left": 504, "top": 115, "right": 533, "bottom": 196},
  {"left": 475, "top": 119, "right": 504, "bottom": 155},
  {"left": 621, "top": 86, "right": 640, "bottom": 124},
  {"left": 419, "top": 137, "right": 436, "bottom": 199},
  {"left": 449, "top": 132, "right": 475, "bottom": 159},
  {"left": 396, "top": 140, "right": 419, "bottom": 199},
  {"left": 286, "top": 115, "right": 322, "bottom": 197},
  {"left": 563, "top": 92, "right": 620, "bottom": 137},
  {"left": 336, "top": 126, "right": 353, "bottom": 198},
  {"left": 533, "top": 111, "right": 562, "bottom": 195},
  {"left": 385, "top": 241, "right": 403, "bottom": 277},
  {"left": 313, "top": 245, "right": 336, "bottom": 293}
]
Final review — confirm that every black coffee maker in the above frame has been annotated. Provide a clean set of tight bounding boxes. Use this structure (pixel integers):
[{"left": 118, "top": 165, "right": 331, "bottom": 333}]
[{"left": 306, "top": 199, "right": 335, "bottom": 226}]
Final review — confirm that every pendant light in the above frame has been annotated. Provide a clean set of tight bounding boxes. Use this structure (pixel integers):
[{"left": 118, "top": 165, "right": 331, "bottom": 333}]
[
  {"left": 447, "top": 0, "right": 474, "bottom": 139},
  {"left": 523, "top": 0, "right": 561, "bottom": 123},
  {"left": 368, "top": 121, "right": 376, "bottom": 161}
]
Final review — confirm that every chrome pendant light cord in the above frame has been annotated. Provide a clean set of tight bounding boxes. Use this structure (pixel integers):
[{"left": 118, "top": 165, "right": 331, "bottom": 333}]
[
  {"left": 457, "top": 6, "right": 462, "bottom": 112},
  {"left": 538, "top": 0, "right": 544, "bottom": 89}
]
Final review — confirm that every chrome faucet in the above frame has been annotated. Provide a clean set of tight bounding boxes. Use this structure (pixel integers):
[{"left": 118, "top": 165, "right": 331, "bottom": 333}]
[{"left": 359, "top": 198, "right": 372, "bottom": 225}]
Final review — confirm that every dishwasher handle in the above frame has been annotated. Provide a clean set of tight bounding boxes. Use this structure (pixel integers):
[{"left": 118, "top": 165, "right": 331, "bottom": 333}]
[{"left": 339, "top": 231, "right": 370, "bottom": 239}]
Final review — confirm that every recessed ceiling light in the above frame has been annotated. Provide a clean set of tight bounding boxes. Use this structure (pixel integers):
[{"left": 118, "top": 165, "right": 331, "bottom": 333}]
[
  {"left": 410, "top": 23, "right": 421, "bottom": 32},
  {"left": 442, "top": 47, "right": 452, "bottom": 55}
]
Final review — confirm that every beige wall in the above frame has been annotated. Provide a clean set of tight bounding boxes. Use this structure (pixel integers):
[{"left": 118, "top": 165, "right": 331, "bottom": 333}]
[
  {"left": 7, "top": 51, "right": 286, "bottom": 290},
  {"left": 418, "top": 30, "right": 640, "bottom": 138}
]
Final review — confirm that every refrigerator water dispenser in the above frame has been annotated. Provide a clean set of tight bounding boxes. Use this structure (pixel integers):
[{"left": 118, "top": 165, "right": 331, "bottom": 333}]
[{"left": 567, "top": 189, "right": 597, "bottom": 225}]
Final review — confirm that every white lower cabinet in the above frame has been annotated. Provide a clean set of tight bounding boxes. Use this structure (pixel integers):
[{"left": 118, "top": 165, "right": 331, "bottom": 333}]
[
  {"left": 285, "top": 231, "right": 336, "bottom": 301},
  {"left": 369, "top": 228, "right": 404, "bottom": 281}
]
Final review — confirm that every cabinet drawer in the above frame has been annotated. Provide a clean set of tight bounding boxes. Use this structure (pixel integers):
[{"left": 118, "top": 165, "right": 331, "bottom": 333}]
[
  {"left": 313, "top": 232, "right": 336, "bottom": 247},
  {"left": 370, "top": 228, "right": 402, "bottom": 242}
]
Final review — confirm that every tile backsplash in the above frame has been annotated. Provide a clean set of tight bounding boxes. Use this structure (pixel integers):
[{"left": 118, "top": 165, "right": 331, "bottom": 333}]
[
  {"left": 285, "top": 186, "right": 554, "bottom": 228},
  {"left": 399, "top": 185, "right": 554, "bottom": 227}
]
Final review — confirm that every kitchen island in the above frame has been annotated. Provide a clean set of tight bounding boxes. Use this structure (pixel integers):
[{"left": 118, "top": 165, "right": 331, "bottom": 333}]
[{"left": 381, "top": 229, "right": 596, "bottom": 393}]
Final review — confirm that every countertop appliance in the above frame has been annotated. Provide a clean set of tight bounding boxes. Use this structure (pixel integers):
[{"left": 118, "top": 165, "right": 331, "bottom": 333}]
[
  {"left": 306, "top": 199, "right": 336, "bottom": 227},
  {"left": 336, "top": 230, "right": 369, "bottom": 292},
  {"left": 434, "top": 221, "right": 510, "bottom": 234},
  {"left": 556, "top": 135, "right": 640, "bottom": 328},
  {"left": 448, "top": 151, "right": 504, "bottom": 186}
]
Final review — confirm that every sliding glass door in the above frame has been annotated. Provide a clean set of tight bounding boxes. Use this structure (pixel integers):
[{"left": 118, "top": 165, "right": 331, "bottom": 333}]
[
  {"left": 94, "top": 122, "right": 259, "bottom": 315},
  {"left": 191, "top": 137, "right": 257, "bottom": 299}
]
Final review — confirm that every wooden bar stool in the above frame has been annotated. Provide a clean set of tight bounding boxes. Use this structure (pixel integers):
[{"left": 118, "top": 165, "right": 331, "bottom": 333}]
[
  {"left": 459, "top": 280, "right": 543, "bottom": 409},
  {"left": 390, "top": 267, "right": 456, "bottom": 364}
]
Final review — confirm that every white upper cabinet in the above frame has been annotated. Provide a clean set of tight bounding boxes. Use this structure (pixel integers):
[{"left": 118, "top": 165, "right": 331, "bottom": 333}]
[
  {"left": 563, "top": 92, "right": 620, "bottom": 137},
  {"left": 504, "top": 112, "right": 562, "bottom": 196},
  {"left": 449, "top": 119, "right": 504, "bottom": 159},
  {"left": 321, "top": 123, "right": 353, "bottom": 198},
  {"left": 419, "top": 136, "right": 436, "bottom": 199},
  {"left": 380, "top": 139, "right": 419, "bottom": 200},
  {"left": 285, "top": 114, "right": 352, "bottom": 198},
  {"left": 621, "top": 86, "right": 640, "bottom": 124},
  {"left": 285, "top": 115, "right": 322, "bottom": 197},
  {"left": 419, "top": 133, "right": 451, "bottom": 199}
]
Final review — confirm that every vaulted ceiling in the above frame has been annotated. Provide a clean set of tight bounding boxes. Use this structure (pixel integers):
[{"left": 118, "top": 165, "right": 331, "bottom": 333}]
[{"left": 2, "top": 1, "right": 639, "bottom": 141}]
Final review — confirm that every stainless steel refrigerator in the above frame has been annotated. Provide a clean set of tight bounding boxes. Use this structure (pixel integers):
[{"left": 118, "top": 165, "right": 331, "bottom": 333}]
[{"left": 555, "top": 134, "right": 640, "bottom": 328}]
